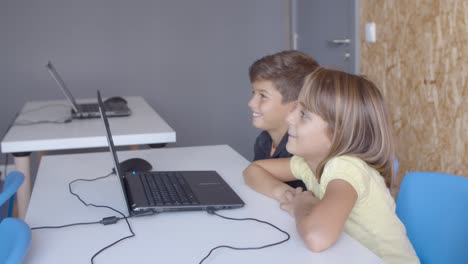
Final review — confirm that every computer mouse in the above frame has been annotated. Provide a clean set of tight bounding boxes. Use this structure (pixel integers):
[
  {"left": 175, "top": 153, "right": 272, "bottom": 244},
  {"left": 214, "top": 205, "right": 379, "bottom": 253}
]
[
  {"left": 119, "top": 158, "right": 152, "bottom": 173},
  {"left": 104, "top": 96, "right": 127, "bottom": 105}
]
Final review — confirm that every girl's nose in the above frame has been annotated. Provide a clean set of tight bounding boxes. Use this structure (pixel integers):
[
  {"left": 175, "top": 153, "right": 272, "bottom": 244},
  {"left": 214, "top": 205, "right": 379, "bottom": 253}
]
[{"left": 287, "top": 106, "right": 298, "bottom": 124}]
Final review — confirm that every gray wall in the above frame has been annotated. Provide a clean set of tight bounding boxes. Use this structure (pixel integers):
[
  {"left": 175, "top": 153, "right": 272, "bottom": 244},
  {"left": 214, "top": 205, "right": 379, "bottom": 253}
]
[{"left": 0, "top": 0, "right": 288, "bottom": 165}]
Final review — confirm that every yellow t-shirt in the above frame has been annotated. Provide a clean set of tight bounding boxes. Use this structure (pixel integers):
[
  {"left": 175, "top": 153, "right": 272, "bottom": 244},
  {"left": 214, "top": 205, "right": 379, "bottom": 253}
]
[{"left": 290, "top": 155, "right": 419, "bottom": 264}]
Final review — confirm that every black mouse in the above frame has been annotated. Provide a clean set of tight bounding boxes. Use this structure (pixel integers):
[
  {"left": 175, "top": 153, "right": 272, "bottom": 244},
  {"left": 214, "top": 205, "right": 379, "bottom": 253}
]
[
  {"left": 119, "top": 158, "right": 152, "bottom": 173},
  {"left": 104, "top": 96, "right": 127, "bottom": 105}
]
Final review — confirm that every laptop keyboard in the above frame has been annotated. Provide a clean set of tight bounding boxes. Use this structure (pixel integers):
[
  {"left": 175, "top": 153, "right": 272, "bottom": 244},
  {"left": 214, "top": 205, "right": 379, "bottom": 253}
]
[
  {"left": 79, "top": 103, "right": 100, "bottom": 112},
  {"left": 139, "top": 172, "right": 199, "bottom": 206}
]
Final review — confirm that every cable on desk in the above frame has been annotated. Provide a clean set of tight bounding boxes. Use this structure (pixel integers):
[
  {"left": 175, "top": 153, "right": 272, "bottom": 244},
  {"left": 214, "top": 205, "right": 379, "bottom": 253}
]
[
  {"left": 14, "top": 117, "right": 72, "bottom": 126},
  {"left": 68, "top": 171, "right": 136, "bottom": 264},
  {"left": 13, "top": 104, "right": 72, "bottom": 126},
  {"left": 30, "top": 172, "right": 135, "bottom": 263},
  {"left": 19, "top": 103, "right": 70, "bottom": 115},
  {"left": 31, "top": 172, "right": 126, "bottom": 230},
  {"left": 31, "top": 220, "right": 102, "bottom": 230},
  {"left": 198, "top": 210, "right": 291, "bottom": 264}
]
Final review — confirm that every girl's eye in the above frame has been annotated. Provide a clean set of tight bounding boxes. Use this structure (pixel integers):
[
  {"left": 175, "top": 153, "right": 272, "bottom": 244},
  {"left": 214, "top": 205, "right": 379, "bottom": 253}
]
[{"left": 260, "top": 93, "right": 267, "bottom": 99}]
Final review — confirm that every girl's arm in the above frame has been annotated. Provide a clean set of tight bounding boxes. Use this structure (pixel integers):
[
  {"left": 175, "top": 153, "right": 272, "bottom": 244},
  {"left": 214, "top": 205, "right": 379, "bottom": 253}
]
[
  {"left": 291, "top": 179, "right": 357, "bottom": 252},
  {"left": 243, "top": 158, "right": 297, "bottom": 202}
]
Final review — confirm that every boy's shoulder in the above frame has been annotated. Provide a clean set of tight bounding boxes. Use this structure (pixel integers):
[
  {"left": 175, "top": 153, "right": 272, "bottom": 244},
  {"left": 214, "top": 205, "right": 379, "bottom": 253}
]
[
  {"left": 254, "top": 131, "right": 291, "bottom": 161},
  {"left": 255, "top": 131, "right": 271, "bottom": 145},
  {"left": 254, "top": 131, "right": 271, "bottom": 160}
]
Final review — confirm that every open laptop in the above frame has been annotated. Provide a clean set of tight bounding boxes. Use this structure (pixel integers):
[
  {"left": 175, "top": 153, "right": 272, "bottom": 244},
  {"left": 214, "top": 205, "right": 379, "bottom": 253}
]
[
  {"left": 97, "top": 90, "right": 244, "bottom": 215},
  {"left": 46, "top": 61, "right": 131, "bottom": 119}
]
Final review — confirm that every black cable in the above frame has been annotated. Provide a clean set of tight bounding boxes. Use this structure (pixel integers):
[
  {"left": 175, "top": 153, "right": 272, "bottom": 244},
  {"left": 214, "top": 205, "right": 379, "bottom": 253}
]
[
  {"left": 32, "top": 220, "right": 102, "bottom": 230},
  {"left": 30, "top": 171, "right": 135, "bottom": 264},
  {"left": 198, "top": 210, "right": 291, "bottom": 264},
  {"left": 69, "top": 172, "right": 117, "bottom": 185},
  {"left": 30, "top": 172, "right": 126, "bottom": 230},
  {"left": 27, "top": 170, "right": 290, "bottom": 263},
  {"left": 30, "top": 215, "right": 123, "bottom": 230},
  {"left": 68, "top": 172, "right": 135, "bottom": 264}
]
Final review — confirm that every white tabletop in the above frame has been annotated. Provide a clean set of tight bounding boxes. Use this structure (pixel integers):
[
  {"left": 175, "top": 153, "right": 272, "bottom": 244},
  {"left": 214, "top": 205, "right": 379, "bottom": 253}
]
[
  {"left": 24, "top": 145, "right": 382, "bottom": 264},
  {"left": 1, "top": 96, "right": 176, "bottom": 153}
]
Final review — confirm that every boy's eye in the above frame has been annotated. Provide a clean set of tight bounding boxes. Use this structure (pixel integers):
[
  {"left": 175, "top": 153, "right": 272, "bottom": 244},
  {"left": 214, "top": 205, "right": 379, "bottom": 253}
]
[
  {"left": 259, "top": 93, "right": 268, "bottom": 99},
  {"left": 251, "top": 91, "right": 267, "bottom": 98}
]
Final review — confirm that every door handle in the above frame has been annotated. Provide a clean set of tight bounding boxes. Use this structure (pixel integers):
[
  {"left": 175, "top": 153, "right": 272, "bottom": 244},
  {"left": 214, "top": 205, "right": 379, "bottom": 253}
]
[
  {"left": 344, "top": 53, "right": 351, "bottom": 61},
  {"left": 329, "top": 38, "right": 350, "bottom": 44}
]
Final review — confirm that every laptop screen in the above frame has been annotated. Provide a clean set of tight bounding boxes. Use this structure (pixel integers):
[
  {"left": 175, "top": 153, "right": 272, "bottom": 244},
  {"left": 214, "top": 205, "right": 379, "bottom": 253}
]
[
  {"left": 97, "top": 90, "right": 133, "bottom": 215},
  {"left": 46, "top": 61, "right": 80, "bottom": 112}
]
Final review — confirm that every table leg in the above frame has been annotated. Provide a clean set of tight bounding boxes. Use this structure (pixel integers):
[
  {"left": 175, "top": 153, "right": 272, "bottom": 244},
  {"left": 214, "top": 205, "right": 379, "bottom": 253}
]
[
  {"left": 128, "top": 145, "right": 140, "bottom": 151},
  {"left": 37, "top": 151, "right": 47, "bottom": 163},
  {"left": 13, "top": 152, "right": 31, "bottom": 220}
]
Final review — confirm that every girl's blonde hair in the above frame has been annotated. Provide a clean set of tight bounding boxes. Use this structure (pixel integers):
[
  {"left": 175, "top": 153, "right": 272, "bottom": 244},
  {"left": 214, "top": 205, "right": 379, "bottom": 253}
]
[{"left": 299, "top": 68, "right": 395, "bottom": 187}]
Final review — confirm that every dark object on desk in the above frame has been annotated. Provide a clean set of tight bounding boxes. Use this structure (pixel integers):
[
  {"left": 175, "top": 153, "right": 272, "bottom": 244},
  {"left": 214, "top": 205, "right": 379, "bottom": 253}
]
[
  {"left": 104, "top": 96, "right": 127, "bottom": 105},
  {"left": 119, "top": 158, "right": 152, "bottom": 173},
  {"left": 46, "top": 61, "right": 131, "bottom": 118}
]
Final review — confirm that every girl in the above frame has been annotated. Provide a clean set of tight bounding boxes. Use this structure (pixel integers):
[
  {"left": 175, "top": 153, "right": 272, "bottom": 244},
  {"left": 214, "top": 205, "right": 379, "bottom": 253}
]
[{"left": 243, "top": 68, "right": 419, "bottom": 263}]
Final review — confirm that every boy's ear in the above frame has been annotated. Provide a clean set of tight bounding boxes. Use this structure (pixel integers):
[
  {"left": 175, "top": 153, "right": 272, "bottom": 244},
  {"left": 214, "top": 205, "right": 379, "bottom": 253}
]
[{"left": 285, "top": 100, "right": 298, "bottom": 112}]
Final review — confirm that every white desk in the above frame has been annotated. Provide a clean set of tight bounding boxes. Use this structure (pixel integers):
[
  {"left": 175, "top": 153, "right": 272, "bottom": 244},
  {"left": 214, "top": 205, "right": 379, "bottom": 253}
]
[
  {"left": 25, "top": 145, "right": 382, "bottom": 264},
  {"left": 1, "top": 96, "right": 176, "bottom": 219}
]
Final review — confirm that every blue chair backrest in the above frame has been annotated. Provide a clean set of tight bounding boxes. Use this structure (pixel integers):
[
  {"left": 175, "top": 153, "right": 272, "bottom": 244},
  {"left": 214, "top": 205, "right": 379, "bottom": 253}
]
[
  {"left": 0, "top": 171, "right": 31, "bottom": 264},
  {"left": 396, "top": 172, "right": 468, "bottom": 264},
  {"left": 0, "top": 171, "right": 24, "bottom": 217},
  {"left": 0, "top": 218, "right": 31, "bottom": 264}
]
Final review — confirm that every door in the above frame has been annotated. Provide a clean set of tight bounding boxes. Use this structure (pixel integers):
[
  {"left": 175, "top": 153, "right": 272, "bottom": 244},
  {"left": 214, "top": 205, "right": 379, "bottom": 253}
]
[{"left": 291, "top": 0, "right": 359, "bottom": 74}]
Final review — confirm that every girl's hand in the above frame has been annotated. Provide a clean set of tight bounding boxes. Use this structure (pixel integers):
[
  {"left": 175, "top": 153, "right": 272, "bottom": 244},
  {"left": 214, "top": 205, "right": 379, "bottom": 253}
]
[{"left": 279, "top": 188, "right": 319, "bottom": 216}]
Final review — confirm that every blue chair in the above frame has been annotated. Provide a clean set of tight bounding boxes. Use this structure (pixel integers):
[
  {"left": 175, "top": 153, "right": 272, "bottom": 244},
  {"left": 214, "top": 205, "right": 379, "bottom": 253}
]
[
  {"left": 396, "top": 172, "right": 468, "bottom": 264},
  {"left": 0, "top": 171, "right": 32, "bottom": 264}
]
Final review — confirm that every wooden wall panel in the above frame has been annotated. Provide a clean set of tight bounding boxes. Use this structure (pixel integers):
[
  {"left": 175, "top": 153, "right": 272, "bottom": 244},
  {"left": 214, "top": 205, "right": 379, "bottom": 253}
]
[{"left": 360, "top": 0, "right": 468, "bottom": 190}]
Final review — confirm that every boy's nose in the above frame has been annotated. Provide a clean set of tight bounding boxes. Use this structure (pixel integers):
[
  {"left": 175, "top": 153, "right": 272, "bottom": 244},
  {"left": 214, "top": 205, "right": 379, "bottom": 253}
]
[{"left": 248, "top": 95, "right": 257, "bottom": 109}]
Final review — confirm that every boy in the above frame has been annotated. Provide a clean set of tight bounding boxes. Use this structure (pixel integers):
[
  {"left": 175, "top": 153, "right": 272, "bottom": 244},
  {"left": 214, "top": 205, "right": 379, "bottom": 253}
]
[{"left": 248, "top": 50, "right": 319, "bottom": 188}]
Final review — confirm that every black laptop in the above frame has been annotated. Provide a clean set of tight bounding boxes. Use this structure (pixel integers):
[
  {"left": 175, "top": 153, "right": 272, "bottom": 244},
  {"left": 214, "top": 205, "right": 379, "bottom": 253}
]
[
  {"left": 46, "top": 61, "right": 131, "bottom": 119},
  {"left": 97, "top": 90, "right": 244, "bottom": 215}
]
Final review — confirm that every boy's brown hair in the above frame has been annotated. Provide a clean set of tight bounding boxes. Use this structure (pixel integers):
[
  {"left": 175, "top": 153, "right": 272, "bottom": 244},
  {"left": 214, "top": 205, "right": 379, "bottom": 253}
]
[{"left": 249, "top": 50, "right": 319, "bottom": 103}]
